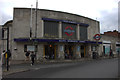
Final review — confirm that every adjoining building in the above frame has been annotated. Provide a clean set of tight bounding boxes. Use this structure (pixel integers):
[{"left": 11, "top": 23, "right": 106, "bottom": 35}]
[
  {"left": 101, "top": 30, "right": 120, "bottom": 57},
  {"left": 0, "top": 21, "right": 13, "bottom": 54},
  {"left": 0, "top": 25, "right": 3, "bottom": 54},
  {"left": 1, "top": 8, "right": 103, "bottom": 60}
]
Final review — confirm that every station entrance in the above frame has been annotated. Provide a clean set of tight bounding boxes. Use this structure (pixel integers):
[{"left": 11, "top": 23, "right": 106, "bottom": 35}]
[
  {"left": 44, "top": 44, "right": 56, "bottom": 59},
  {"left": 81, "top": 45, "right": 85, "bottom": 58},
  {"left": 64, "top": 44, "right": 74, "bottom": 59}
]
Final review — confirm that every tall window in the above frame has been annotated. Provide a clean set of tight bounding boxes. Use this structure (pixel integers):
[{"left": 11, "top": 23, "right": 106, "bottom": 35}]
[
  {"left": 44, "top": 21, "right": 59, "bottom": 38},
  {"left": 80, "top": 26, "right": 88, "bottom": 41}
]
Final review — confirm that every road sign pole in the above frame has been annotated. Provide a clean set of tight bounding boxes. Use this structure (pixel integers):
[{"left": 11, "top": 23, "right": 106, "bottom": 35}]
[{"left": 93, "top": 34, "right": 101, "bottom": 59}]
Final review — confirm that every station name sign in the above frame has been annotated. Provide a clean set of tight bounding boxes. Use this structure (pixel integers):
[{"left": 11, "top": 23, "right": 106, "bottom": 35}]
[{"left": 14, "top": 38, "right": 102, "bottom": 44}]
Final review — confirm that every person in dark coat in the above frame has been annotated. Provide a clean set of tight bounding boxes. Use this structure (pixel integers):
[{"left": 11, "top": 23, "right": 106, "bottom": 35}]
[
  {"left": 30, "top": 52, "right": 35, "bottom": 65},
  {"left": 7, "top": 50, "right": 11, "bottom": 58},
  {"left": 5, "top": 49, "right": 11, "bottom": 66},
  {"left": 25, "top": 51, "right": 30, "bottom": 61}
]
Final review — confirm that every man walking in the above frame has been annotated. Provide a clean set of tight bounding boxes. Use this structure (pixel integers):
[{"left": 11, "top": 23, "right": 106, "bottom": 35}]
[{"left": 30, "top": 52, "right": 35, "bottom": 66}]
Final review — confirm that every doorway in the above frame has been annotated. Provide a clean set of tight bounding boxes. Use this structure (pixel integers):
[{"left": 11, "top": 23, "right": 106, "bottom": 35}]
[
  {"left": 44, "top": 45, "right": 56, "bottom": 59},
  {"left": 64, "top": 44, "right": 74, "bottom": 59},
  {"left": 81, "top": 45, "right": 85, "bottom": 58}
]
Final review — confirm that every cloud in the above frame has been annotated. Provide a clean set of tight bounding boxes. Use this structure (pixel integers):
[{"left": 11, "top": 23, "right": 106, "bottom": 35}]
[
  {"left": 1, "top": 13, "right": 12, "bottom": 25},
  {"left": 0, "top": 0, "right": 13, "bottom": 24},
  {"left": 118, "top": 1, "right": 120, "bottom": 32},
  {"left": 0, "top": 0, "right": 119, "bottom": 33},
  {"left": 99, "top": 8, "right": 118, "bottom": 33},
  {"left": 0, "top": 0, "right": 35, "bottom": 25}
]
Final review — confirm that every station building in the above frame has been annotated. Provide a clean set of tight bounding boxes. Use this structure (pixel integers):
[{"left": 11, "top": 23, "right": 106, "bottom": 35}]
[{"left": 1, "top": 8, "right": 103, "bottom": 60}]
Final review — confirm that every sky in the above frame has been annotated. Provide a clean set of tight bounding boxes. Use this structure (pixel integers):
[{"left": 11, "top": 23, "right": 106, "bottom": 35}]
[{"left": 0, "top": 0, "right": 119, "bottom": 33}]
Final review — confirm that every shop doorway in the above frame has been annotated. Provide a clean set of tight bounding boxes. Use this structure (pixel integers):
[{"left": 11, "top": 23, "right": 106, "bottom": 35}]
[
  {"left": 81, "top": 45, "right": 85, "bottom": 58},
  {"left": 64, "top": 44, "right": 74, "bottom": 59},
  {"left": 44, "top": 45, "right": 56, "bottom": 59}
]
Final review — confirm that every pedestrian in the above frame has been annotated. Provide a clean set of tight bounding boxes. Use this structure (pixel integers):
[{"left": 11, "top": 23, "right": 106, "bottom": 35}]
[
  {"left": 6, "top": 49, "right": 11, "bottom": 67},
  {"left": 109, "top": 49, "right": 113, "bottom": 58},
  {"left": 7, "top": 50, "right": 11, "bottom": 58},
  {"left": 25, "top": 51, "right": 30, "bottom": 61},
  {"left": 1, "top": 50, "right": 6, "bottom": 65},
  {"left": 30, "top": 52, "right": 35, "bottom": 66}
]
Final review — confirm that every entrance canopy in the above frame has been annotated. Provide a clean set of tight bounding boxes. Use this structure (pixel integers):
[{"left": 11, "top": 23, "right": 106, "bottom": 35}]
[{"left": 14, "top": 38, "right": 102, "bottom": 44}]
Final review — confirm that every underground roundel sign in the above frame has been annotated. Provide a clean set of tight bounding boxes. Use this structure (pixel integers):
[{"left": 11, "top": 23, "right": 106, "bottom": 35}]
[
  {"left": 93, "top": 34, "right": 101, "bottom": 40},
  {"left": 64, "top": 26, "right": 75, "bottom": 36}
]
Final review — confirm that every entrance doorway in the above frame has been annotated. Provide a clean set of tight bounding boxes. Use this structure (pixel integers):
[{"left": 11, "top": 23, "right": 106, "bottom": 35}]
[
  {"left": 81, "top": 45, "right": 85, "bottom": 58},
  {"left": 64, "top": 44, "right": 74, "bottom": 59},
  {"left": 44, "top": 45, "right": 56, "bottom": 59}
]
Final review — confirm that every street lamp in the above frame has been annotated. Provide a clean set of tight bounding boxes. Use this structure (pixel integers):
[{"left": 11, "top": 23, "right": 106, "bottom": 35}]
[{"left": 2, "top": 27, "right": 9, "bottom": 71}]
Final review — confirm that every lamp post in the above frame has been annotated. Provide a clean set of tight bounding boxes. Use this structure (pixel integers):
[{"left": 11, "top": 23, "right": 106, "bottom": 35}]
[
  {"left": 6, "top": 27, "right": 9, "bottom": 71},
  {"left": 34, "top": 0, "right": 38, "bottom": 60},
  {"left": 35, "top": 0, "right": 38, "bottom": 38},
  {"left": 2, "top": 27, "right": 9, "bottom": 71},
  {"left": 30, "top": 5, "right": 33, "bottom": 39}
]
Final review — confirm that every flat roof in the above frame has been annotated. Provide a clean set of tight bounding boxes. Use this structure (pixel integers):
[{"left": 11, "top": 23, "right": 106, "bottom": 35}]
[{"left": 14, "top": 7, "right": 99, "bottom": 23}]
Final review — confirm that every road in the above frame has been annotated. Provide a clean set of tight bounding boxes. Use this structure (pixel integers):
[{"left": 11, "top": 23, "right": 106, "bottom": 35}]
[{"left": 3, "top": 58, "right": 119, "bottom": 78}]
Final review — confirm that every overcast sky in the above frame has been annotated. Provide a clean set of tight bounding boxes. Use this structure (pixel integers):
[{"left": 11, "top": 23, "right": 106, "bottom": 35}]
[{"left": 0, "top": 0, "right": 119, "bottom": 33}]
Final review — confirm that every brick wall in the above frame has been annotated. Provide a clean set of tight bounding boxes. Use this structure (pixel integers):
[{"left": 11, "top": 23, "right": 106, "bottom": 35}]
[{"left": 104, "top": 30, "right": 120, "bottom": 37}]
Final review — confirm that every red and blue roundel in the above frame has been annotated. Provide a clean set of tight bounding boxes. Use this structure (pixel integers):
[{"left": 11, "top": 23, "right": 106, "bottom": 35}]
[
  {"left": 64, "top": 26, "right": 75, "bottom": 36},
  {"left": 93, "top": 34, "right": 101, "bottom": 40}
]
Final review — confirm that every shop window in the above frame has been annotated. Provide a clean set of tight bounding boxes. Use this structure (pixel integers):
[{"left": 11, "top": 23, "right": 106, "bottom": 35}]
[
  {"left": 116, "top": 46, "right": 120, "bottom": 54},
  {"left": 103, "top": 44, "right": 111, "bottom": 55}
]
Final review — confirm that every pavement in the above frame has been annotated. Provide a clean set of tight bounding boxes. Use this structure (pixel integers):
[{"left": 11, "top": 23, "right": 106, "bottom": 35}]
[
  {"left": 0, "top": 60, "right": 2, "bottom": 80},
  {"left": 2, "top": 57, "right": 112, "bottom": 77}
]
